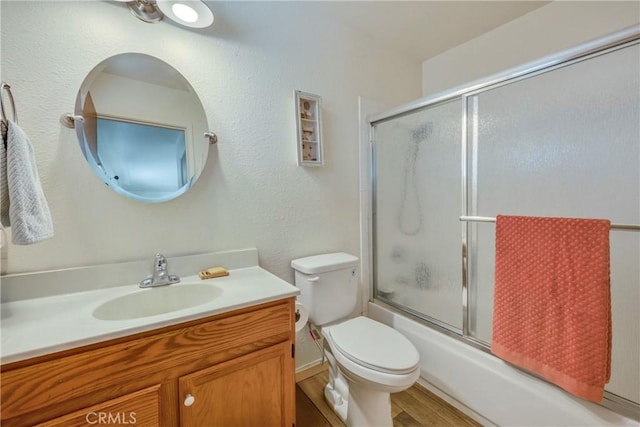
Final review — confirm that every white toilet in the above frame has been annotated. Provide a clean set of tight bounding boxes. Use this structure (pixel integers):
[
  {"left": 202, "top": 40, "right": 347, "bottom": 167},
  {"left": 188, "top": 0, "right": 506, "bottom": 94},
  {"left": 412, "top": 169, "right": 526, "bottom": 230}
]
[{"left": 291, "top": 252, "right": 420, "bottom": 427}]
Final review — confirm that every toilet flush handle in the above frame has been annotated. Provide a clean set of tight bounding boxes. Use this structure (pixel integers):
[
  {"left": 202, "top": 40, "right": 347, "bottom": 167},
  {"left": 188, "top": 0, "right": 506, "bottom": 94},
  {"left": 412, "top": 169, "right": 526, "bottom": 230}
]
[{"left": 307, "top": 276, "right": 320, "bottom": 282}]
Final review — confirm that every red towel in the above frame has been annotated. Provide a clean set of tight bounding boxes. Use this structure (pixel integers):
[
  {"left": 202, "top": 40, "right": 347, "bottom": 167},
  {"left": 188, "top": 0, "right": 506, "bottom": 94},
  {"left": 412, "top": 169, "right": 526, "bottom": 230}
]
[{"left": 491, "top": 215, "right": 611, "bottom": 402}]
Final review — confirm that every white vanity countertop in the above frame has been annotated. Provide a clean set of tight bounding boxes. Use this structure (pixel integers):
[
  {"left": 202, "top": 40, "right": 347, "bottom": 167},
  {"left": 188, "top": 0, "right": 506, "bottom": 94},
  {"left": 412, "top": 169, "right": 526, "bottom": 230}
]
[{"left": 0, "top": 266, "right": 299, "bottom": 365}]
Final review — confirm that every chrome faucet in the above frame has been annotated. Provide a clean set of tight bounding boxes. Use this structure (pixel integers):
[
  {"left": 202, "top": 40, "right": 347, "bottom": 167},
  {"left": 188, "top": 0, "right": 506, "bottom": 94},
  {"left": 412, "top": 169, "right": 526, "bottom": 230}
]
[{"left": 139, "top": 253, "right": 180, "bottom": 288}]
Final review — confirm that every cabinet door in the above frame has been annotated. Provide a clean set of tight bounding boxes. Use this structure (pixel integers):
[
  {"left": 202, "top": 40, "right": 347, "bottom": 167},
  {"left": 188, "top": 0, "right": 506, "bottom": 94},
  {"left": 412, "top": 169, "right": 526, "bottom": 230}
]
[
  {"left": 179, "top": 342, "right": 294, "bottom": 427},
  {"left": 37, "top": 385, "right": 160, "bottom": 427}
]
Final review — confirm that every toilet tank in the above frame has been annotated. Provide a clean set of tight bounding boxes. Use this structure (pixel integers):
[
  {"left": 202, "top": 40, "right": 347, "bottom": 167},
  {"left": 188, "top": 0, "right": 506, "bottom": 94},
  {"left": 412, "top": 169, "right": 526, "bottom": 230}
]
[{"left": 291, "top": 253, "right": 359, "bottom": 326}]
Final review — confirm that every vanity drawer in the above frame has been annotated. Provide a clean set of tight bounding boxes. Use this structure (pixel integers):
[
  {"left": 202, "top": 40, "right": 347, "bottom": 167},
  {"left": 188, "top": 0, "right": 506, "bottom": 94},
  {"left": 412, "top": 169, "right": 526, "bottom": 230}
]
[
  {"left": 1, "top": 299, "right": 293, "bottom": 425},
  {"left": 37, "top": 385, "right": 160, "bottom": 427}
]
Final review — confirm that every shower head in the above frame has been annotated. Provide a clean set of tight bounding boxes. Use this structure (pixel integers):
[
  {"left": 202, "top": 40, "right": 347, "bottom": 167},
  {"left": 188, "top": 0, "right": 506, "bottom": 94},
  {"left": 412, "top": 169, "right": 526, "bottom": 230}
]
[{"left": 411, "top": 122, "right": 433, "bottom": 142}]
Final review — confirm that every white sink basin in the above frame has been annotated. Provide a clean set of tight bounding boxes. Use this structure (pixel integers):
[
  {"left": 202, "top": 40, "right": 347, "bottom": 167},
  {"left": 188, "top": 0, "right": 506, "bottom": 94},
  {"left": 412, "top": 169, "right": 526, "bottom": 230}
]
[{"left": 93, "top": 284, "right": 223, "bottom": 321}]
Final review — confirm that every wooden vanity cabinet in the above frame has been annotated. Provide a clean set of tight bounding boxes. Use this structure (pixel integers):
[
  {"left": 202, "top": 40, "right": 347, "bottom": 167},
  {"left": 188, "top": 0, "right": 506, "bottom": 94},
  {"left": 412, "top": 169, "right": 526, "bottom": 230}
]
[
  {"left": 0, "top": 298, "right": 296, "bottom": 427},
  {"left": 180, "top": 342, "right": 292, "bottom": 426}
]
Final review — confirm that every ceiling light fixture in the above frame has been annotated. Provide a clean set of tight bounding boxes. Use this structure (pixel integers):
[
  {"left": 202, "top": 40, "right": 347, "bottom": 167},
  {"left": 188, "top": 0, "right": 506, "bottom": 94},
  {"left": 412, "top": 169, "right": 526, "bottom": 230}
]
[
  {"left": 117, "top": 0, "right": 214, "bottom": 28},
  {"left": 157, "top": 1, "right": 214, "bottom": 28}
]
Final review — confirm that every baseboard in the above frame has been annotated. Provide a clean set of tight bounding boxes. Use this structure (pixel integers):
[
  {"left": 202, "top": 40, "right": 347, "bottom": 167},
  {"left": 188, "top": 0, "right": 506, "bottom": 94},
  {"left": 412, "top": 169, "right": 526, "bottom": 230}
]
[{"left": 296, "top": 361, "right": 328, "bottom": 383}]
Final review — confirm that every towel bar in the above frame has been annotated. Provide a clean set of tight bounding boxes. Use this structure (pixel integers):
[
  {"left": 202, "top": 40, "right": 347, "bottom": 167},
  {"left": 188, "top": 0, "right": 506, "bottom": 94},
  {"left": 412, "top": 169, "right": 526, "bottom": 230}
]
[{"left": 459, "top": 216, "right": 640, "bottom": 231}]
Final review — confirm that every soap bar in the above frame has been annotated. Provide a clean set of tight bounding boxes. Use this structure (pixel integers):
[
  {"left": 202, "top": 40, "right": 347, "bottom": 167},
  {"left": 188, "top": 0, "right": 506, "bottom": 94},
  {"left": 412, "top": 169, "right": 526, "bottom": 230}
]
[{"left": 199, "top": 266, "right": 229, "bottom": 280}]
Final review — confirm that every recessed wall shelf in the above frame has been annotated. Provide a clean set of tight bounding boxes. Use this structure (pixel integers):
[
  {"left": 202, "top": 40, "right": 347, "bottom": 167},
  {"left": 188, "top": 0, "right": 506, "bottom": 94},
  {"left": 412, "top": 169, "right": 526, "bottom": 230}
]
[{"left": 294, "top": 90, "right": 323, "bottom": 167}]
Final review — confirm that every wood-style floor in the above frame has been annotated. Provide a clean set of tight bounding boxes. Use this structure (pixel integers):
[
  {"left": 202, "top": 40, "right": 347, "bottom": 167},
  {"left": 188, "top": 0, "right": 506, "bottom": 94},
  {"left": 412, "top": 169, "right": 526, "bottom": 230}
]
[{"left": 296, "top": 365, "right": 482, "bottom": 427}]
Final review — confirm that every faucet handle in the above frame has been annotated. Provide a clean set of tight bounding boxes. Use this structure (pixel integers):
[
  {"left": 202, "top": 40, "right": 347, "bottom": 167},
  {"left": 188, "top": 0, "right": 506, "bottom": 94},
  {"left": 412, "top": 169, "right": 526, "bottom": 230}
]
[{"left": 154, "top": 253, "right": 167, "bottom": 270}]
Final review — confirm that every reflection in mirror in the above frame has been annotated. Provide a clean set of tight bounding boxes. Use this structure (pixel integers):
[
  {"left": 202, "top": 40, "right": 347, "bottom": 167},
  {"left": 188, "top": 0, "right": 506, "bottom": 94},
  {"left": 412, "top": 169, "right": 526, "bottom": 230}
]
[
  {"left": 97, "top": 118, "right": 188, "bottom": 196},
  {"left": 74, "top": 53, "right": 209, "bottom": 202}
]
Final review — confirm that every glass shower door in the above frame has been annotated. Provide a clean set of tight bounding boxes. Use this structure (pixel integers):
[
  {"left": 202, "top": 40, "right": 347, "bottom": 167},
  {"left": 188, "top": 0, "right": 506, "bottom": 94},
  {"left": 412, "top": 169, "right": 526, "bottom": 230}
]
[
  {"left": 373, "top": 100, "right": 463, "bottom": 331},
  {"left": 466, "top": 43, "right": 640, "bottom": 402}
]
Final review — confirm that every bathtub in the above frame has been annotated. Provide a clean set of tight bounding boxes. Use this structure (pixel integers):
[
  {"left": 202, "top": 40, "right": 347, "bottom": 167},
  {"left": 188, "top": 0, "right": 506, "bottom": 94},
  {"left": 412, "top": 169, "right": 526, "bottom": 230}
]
[{"left": 368, "top": 302, "right": 639, "bottom": 427}]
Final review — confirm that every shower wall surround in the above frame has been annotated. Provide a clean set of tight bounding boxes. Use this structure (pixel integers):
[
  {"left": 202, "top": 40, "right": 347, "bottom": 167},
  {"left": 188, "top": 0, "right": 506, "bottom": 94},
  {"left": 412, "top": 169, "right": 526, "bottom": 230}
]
[{"left": 0, "top": 1, "right": 421, "bottom": 280}]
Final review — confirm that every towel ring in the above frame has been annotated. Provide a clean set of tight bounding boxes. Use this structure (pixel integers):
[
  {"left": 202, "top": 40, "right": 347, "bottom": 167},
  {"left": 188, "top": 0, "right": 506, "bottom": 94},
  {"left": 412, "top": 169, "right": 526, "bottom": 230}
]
[{"left": 0, "top": 82, "right": 17, "bottom": 126}]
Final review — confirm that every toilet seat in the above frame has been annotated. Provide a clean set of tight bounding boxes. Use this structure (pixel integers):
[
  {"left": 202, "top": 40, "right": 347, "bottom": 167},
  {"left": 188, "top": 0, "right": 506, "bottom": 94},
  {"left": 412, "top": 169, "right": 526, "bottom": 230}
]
[{"left": 325, "top": 317, "right": 419, "bottom": 375}]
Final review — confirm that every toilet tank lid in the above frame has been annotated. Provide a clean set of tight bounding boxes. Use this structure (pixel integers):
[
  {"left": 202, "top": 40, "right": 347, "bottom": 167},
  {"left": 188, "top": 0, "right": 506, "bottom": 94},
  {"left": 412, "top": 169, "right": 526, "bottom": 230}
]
[{"left": 291, "top": 252, "right": 359, "bottom": 274}]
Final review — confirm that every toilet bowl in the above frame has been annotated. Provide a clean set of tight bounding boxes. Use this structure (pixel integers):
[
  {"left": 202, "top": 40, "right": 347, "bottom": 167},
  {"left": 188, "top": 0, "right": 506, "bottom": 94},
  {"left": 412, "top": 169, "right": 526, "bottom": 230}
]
[
  {"left": 321, "top": 316, "right": 420, "bottom": 427},
  {"left": 291, "top": 253, "right": 421, "bottom": 427}
]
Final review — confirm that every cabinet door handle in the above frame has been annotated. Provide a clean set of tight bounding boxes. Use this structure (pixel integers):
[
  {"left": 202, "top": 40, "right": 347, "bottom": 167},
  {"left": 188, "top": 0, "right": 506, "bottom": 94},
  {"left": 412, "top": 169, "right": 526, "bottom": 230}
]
[
  {"left": 184, "top": 394, "right": 195, "bottom": 407},
  {"left": 307, "top": 276, "right": 320, "bottom": 282}
]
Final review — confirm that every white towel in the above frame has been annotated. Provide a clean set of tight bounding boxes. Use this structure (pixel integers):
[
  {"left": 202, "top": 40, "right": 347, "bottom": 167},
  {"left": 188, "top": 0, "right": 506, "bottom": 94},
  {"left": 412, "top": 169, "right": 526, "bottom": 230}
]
[{"left": 4, "top": 120, "right": 53, "bottom": 244}]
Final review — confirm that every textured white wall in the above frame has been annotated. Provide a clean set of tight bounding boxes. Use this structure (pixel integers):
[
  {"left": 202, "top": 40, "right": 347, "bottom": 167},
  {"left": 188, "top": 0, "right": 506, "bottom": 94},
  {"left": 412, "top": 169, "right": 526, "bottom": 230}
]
[
  {"left": 421, "top": 1, "right": 640, "bottom": 96},
  {"left": 0, "top": 1, "right": 421, "bottom": 281}
]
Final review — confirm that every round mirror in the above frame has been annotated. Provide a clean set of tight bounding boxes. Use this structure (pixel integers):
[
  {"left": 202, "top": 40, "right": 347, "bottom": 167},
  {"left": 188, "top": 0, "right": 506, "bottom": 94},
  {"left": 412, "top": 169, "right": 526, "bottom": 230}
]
[{"left": 74, "top": 53, "right": 210, "bottom": 203}]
